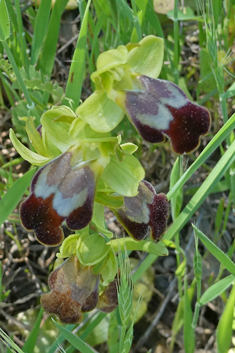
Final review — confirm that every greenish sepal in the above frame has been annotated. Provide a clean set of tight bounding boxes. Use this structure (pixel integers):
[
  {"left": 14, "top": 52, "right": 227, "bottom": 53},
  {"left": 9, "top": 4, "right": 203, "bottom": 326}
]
[
  {"left": 76, "top": 233, "right": 111, "bottom": 266},
  {"left": 59, "top": 233, "right": 80, "bottom": 258},
  {"left": 100, "top": 250, "right": 118, "bottom": 285},
  {"left": 41, "top": 105, "right": 76, "bottom": 152},
  {"left": 92, "top": 255, "right": 109, "bottom": 275},
  {"left": 101, "top": 153, "right": 145, "bottom": 197},
  {"left": 162, "top": 239, "right": 176, "bottom": 248},
  {"left": 127, "top": 35, "right": 164, "bottom": 79},
  {"left": 26, "top": 117, "right": 48, "bottom": 157},
  {"left": 75, "top": 91, "right": 124, "bottom": 132},
  {"left": 95, "top": 192, "right": 124, "bottom": 208},
  {"left": 10, "top": 128, "right": 50, "bottom": 166},
  {"left": 109, "top": 238, "right": 169, "bottom": 257},
  {"left": 91, "top": 203, "right": 113, "bottom": 238},
  {"left": 120, "top": 142, "right": 138, "bottom": 154},
  {"left": 91, "top": 45, "right": 128, "bottom": 81}
]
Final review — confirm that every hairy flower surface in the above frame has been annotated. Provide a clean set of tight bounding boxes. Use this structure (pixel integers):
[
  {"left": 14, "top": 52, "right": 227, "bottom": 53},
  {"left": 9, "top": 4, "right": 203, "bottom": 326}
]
[
  {"left": 20, "top": 151, "right": 98, "bottom": 246},
  {"left": 113, "top": 180, "right": 168, "bottom": 241},
  {"left": 41, "top": 256, "right": 100, "bottom": 324}
]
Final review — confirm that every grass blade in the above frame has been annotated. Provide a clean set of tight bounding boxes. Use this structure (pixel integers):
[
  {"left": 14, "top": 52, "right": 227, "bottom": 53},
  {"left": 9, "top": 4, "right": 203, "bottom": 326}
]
[
  {"left": 52, "top": 319, "right": 98, "bottom": 353},
  {"left": 167, "top": 113, "right": 235, "bottom": 201},
  {"left": 200, "top": 275, "right": 235, "bottom": 305},
  {"left": 184, "top": 278, "right": 195, "bottom": 353},
  {"left": 216, "top": 283, "right": 235, "bottom": 353},
  {"left": 0, "top": 168, "right": 36, "bottom": 227},
  {"left": 37, "top": 0, "right": 69, "bottom": 76},
  {"left": 64, "top": 0, "right": 91, "bottom": 108},
  {"left": 31, "top": 0, "right": 52, "bottom": 65},
  {"left": 192, "top": 225, "right": 235, "bottom": 275},
  {"left": 22, "top": 308, "right": 44, "bottom": 352}
]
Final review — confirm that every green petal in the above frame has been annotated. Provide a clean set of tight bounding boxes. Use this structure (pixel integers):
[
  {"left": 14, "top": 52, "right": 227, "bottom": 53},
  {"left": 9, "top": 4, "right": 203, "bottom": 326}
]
[
  {"left": 76, "top": 91, "right": 124, "bottom": 132},
  {"left": 10, "top": 129, "right": 50, "bottom": 166},
  {"left": 59, "top": 233, "right": 80, "bottom": 258},
  {"left": 101, "top": 153, "right": 145, "bottom": 197},
  {"left": 91, "top": 45, "right": 128, "bottom": 82},
  {"left": 41, "top": 105, "right": 76, "bottom": 152},
  {"left": 26, "top": 117, "right": 48, "bottom": 156},
  {"left": 100, "top": 250, "right": 118, "bottom": 285},
  {"left": 127, "top": 35, "right": 164, "bottom": 79},
  {"left": 76, "top": 233, "right": 111, "bottom": 266}
]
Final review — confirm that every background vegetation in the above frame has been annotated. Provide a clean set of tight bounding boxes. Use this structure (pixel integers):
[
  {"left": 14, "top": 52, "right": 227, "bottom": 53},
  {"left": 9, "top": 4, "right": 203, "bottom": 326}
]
[{"left": 0, "top": 0, "right": 235, "bottom": 352}]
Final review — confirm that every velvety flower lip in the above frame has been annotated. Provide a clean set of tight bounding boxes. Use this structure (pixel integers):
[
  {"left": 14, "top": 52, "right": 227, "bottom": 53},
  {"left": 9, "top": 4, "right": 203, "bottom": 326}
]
[
  {"left": 118, "top": 75, "right": 211, "bottom": 154},
  {"left": 20, "top": 152, "right": 96, "bottom": 246},
  {"left": 41, "top": 256, "right": 99, "bottom": 324},
  {"left": 113, "top": 180, "right": 169, "bottom": 241}
]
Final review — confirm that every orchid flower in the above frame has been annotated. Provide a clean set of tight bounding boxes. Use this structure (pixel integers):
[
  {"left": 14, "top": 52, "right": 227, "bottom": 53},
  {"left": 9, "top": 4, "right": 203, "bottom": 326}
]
[{"left": 76, "top": 35, "right": 210, "bottom": 154}]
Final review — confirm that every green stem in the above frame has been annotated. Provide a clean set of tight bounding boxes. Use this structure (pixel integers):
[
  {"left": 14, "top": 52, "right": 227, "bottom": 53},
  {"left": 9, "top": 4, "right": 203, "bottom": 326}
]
[
  {"left": 173, "top": 0, "right": 179, "bottom": 84},
  {"left": 109, "top": 238, "right": 168, "bottom": 257}
]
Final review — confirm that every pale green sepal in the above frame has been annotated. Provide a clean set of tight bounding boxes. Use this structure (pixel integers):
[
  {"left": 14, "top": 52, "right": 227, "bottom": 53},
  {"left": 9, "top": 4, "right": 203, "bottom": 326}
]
[
  {"left": 120, "top": 142, "right": 138, "bottom": 154},
  {"left": 95, "top": 192, "right": 124, "bottom": 208},
  {"left": 0, "top": 0, "right": 10, "bottom": 41},
  {"left": 76, "top": 233, "right": 111, "bottom": 266},
  {"left": 26, "top": 117, "right": 48, "bottom": 156},
  {"left": 92, "top": 203, "right": 113, "bottom": 238},
  {"left": 101, "top": 153, "right": 145, "bottom": 196},
  {"left": 127, "top": 35, "right": 164, "bottom": 79},
  {"left": 10, "top": 129, "right": 50, "bottom": 166},
  {"left": 58, "top": 233, "right": 80, "bottom": 258},
  {"left": 91, "top": 45, "right": 128, "bottom": 81},
  {"left": 100, "top": 250, "right": 118, "bottom": 285},
  {"left": 76, "top": 91, "right": 124, "bottom": 132},
  {"left": 110, "top": 238, "right": 168, "bottom": 256},
  {"left": 41, "top": 106, "right": 76, "bottom": 152}
]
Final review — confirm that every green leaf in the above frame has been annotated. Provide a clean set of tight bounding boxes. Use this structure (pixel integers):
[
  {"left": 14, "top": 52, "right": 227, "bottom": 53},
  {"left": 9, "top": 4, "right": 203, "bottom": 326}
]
[
  {"left": 193, "top": 225, "right": 235, "bottom": 276},
  {"left": 52, "top": 320, "right": 97, "bottom": 353},
  {"left": 22, "top": 308, "right": 44, "bottom": 352},
  {"left": 10, "top": 129, "right": 50, "bottom": 166},
  {"left": 170, "top": 157, "right": 183, "bottom": 220},
  {"left": 0, "top": 168, "right": 36, "bottom": 227},
  {"left": 0, "top": 0, "right": 10, "bottom": 41},
  {"left": 102, "top": 154, "right": 145, "bottom": 197},
  {"left": 64, "top": 0, "right": 91, "bottom": 108},
  {"left": 216, "top": 283, "right": 235, "bottom": 353},
  {"left": 200, "top": 275, "right": 235, "bottom": 306}
]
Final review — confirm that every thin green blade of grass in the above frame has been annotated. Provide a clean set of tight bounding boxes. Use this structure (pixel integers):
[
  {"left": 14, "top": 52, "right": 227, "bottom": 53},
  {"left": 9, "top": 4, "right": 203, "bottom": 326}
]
[
  {"left": 192, "top": 225, "right": 235, "bottom": 276},
  {"left": 0, "top": 168, "right": 36, "bottom": 227},
  {"left": 216, "top": 282, "right": 235, "bottom": 353},
  {"left": 167, "top": 113, "right": 235, "bottom": 201},
  {"left": 31, "top": 0, "right": 52, "bottom": 65},
  {"left": 47, "top": 324, "right": 76, "bottom": 353},
  {"left": 199, "top": 275, "right": 235, "bottom": 306},
  {"left": 0, "top": 328, "right": 24, "bottom": 353},
  {"left": 183, "top": 278, "right": 195, "bottom": 353},
  {"left": 0, "top": 0, "right": 10, "bottom": 41},
  {"left": 63, "top": 0, "right": 91, "bottom": 109},
  {"left": 14, "top": 0, "right": 29, "bottom": 72},
  {"left": 133, "top": 138, "right": 235, "bottom": 283},
  {"left": 135, "top": 0, "right": 164, "bottom": 37},
  {"left": 52, "top": 319, "right": 98, "bottom": 353},
  {"left": 22, "top": 307, "right": 44, "bottom": 352},
  {"left": 37, "top": 0, "right": 69, "bottom": 76}
]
